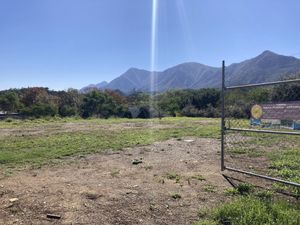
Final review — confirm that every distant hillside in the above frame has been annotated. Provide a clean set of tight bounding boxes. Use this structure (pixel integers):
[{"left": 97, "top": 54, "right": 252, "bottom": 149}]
[
  {"left": 80, "top": 81, "right": 108, "bottom": 93},
  {"left": 81, "top": 51, "right": 300, "bottom": 93}
]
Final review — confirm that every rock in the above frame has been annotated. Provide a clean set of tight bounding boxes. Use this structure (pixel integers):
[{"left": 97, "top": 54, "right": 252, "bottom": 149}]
[
  {"left": 126, "top": 190, "right": 138, "bottom": 195},
  {"left": 9, "top": 198, "right": 19, "bottom": 203},
  {"left": 132, "top": 159, "right": 143, "bottom": 165},
  {"left": 184, "top": 139, "right": 194, "bottom": 143},
  {"left": 46, "top": 214, "right": 61, "bottom": 219}
]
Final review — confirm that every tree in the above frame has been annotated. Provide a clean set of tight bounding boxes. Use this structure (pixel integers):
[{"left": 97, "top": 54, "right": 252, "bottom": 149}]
[
  {"left": 271, "top": 83, "right": 300, "bottom": 102},
  {"left": 81, "top": 90, "right": 126, "bottom": 118},
  {"left": 0, "top": 91, "right": 20, "bottom": 113}
]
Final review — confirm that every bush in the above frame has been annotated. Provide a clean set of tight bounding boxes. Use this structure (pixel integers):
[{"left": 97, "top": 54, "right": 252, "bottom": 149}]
[
  {"left": 181, "top": 105, "right": 200, "bottom": 117},
  {"left": 137, "top": 106, "right": 150, "bottom": 118},
  {"left": 21, "top": 104, "right": 58, "bottom": 118},
  {"left": 59, "top": 105, "right": 77, "bottom": 117}
]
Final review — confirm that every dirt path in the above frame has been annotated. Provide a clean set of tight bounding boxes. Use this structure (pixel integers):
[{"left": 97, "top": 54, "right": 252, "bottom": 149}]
[{"left": 0, "top": 138, "right": 229, "bottom": 225}]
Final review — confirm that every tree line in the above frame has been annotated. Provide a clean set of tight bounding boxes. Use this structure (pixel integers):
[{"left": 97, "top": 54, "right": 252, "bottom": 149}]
[{"left": 0, "top": 77, "right": 299, "bottom": 119}]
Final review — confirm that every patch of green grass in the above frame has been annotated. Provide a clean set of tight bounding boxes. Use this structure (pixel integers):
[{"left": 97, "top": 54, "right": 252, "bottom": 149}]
[
  {"left": 203, "top": 185, "right": 216, "bottom": 193},
  {"left": 228, "top": 147, "right": 263, "bottom": 157},
  {"left": 166, "top": 172, "right": 181, "bottom": 183},
  {"left": 227, "top": 129, "right": 300, "bottom": 195},
  {"left": 224, "top": 188, "right": 239, "bottom": 196},
  {"left": 190, "top": 174, "right": 206, "bottom": 181},
  {"left": 0, "top": 117, "right": 219, "bottom": 169},
  {"left": 224, "top": 183, "right": 254, "bottom": 196},
  {"left": 195, "top": 196, "right": 300, "bottom": 225},
  {"left": 268, "top": 148, "right": 300, "bottom": 196},
  {"left": 254, "top": 190, "right": 273, "bottom": 201}
]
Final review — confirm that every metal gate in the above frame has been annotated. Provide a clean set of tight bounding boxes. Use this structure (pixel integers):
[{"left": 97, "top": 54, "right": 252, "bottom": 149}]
[{"left": 220, "top": 61, "right": 300, "bottom": 189}]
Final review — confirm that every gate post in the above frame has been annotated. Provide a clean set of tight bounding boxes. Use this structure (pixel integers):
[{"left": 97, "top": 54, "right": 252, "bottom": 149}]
[{"left": 221, "top": 60, "right": 225, "bottom": 171}]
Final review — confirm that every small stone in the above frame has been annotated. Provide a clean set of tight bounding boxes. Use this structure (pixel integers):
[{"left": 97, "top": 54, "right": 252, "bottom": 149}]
[
  {"left": 132, "top": 159, "right": 143, "bottom": 165},
  {"left": 126, "top": 190, "right": 138, "bottom": 195},
  {"left": 46, "top": 214, "right": 61, "bottom": 219},
  {"left": 184, "top": 139, "right": 194, "bottom": 143},
  {"left": 9, "top": 198, "right": 19, "bottom": 203}
]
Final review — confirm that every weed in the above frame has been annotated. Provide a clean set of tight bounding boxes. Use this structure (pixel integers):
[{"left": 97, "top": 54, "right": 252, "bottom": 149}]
[
  {"left": 190, "top": 174, "right": 206, "bottom": 181},
  {"left": 255, "top": 190, "right": 273, "bottom": 200},
  {"left": 224, "top": 188, "right": 239, "bottom": 196},
  {"left": 170, "top": 193, "right": 181, "bottom": 199},
  {"left": 144, "top": 165, "right": 153, "bottom": 170},
  {"left": 166, "top": 173, "right": 181, "bottom": 183},
  {"left": 236, "top": 183, "right": 253, "bottom": 195},
  {"left": 110, "top": 170, "right": 120, "bottom": 177},
  {"left": 203, "top": 185, "right": 216, "bottom": 193}
]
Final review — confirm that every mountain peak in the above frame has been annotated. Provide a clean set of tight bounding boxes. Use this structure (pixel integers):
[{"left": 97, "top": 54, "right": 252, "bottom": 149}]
[
  {"left": 96, "top": 81, "right": 108, "bottom": 88},
  {"left": 259, "top": 50, "right": 277, "bottom": 57},
  {"left": 126, "top": 67, "right": 142, "bottom": 72}
]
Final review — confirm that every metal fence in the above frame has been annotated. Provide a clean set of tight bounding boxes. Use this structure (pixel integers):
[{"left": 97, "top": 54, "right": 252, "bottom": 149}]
[{"left": 221, "top": 60, "right": 300, "bottom": 188}]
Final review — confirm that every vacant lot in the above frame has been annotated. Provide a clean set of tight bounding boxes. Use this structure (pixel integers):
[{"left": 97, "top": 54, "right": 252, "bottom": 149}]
[
  {"left": 0, "top": 117, "right": 299, "bottom": 225},
  {"left": 0, "top": 118, "right": 227, "bottom": 224}
]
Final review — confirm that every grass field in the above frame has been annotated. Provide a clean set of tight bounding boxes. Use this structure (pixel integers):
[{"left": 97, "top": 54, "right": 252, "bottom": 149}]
[
  {"left": 0, "top": 117, "right": 299, "bottom": 224},
  {"left": 0, "top": 117, "right": 219, "bottom": 168}
]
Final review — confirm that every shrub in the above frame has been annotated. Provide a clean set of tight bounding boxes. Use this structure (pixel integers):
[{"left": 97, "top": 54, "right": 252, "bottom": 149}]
[{"left": 59, "top": 105, "right": 77, "bottom": 117}]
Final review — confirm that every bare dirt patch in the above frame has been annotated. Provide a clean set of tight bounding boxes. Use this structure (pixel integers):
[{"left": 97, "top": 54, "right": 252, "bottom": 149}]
[{"left": 0, "top": 138, "right": 229, "bottom": 225}]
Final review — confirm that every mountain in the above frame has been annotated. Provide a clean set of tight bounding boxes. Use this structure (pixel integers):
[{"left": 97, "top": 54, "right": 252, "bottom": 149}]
[
  {"left": 105, "top": 68, "right": 153, "bottom": 93},
  {"left": 96, "top": 81, "right": 108, "bottom": 89},
  {"left": 80, "top": 81, "right": 108, "bottom": 93},
  {"left": 81, "top": 51, "right": 300, "bottom": 93},
  {"left": 225, "top": 50, "right": 300, "bottom": 86}
]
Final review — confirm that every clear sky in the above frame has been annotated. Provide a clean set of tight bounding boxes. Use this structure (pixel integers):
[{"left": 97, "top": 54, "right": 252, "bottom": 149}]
[{"left": 1, "top": 0, "right": 300, "bottom": 90}]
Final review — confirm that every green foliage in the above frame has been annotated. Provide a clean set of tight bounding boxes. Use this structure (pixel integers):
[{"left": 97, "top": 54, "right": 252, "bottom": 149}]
[
  {"left": 157, "top": 89, "right": 220, "bottom": 117},
  {"left": 196, "top": 196, "right": 300, "bottom": 225},
  {"left": 236, "top": 183, "right": 253, "bottom": 195},
  {"left": 170, "top": 193, "right": 181, "bottom": 199},
  {"left": 81, "top": 90, "right": 127, "bottom": 118},
  {"left": 137, "top": 106, "right": 151, "bottom": 118},
  {"left": 0, "top": 91, "right": 20, "bottom": 113},
  {"left": 190, "top": 174, "right": 206, "bottom": 181},
  {"left": 269, "top": 148, "right": 300, "bottom": 196},
  {"left": 224, "top": 188, "right": 239, "bottom": 196},
  {"left": 271, "top": 75, "right": 300, "bottom": 102},
  {"left": 166, "top": 172, "right": 181, "bottom": 183},
  {"left": 20, "top": 104, "right": 58, "bottom": 118},
  {"left": 0, "top": 77, "right": 298, "bottom": 120},
  {"left": 59, "top": 105, "right": 77, "bottom": 117}
]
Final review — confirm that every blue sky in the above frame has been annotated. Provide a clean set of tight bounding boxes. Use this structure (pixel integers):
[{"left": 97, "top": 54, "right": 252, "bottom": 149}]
[{"left": 1, "top": 0, "right": 300, "bottom": 90}]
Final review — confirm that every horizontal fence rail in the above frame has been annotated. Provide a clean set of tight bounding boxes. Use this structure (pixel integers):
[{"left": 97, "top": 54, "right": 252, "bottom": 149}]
[
  {"left": 225, "top": 166, "right": 300, "bottom": 188},
  {"left": 226, "top": 78, "right": 300, "bottom": 90},
  {"left": 227, "top": 128, "right": 300, "bottom": 136}
]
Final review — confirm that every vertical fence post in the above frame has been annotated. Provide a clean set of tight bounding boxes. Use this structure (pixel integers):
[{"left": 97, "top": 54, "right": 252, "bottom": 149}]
[{"left": 221, "top": 60, "right": 225, "bottom": 171}]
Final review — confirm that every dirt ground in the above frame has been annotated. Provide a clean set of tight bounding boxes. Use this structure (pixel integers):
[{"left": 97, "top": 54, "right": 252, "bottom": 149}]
[{"left": 0, "top": 137, "right": 231, "bottom": 225}]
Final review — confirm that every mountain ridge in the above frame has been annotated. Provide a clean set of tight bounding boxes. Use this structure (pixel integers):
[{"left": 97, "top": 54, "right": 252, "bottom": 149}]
[{"left": 81, "top": 51, "right": 300, "bottom": 93}]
